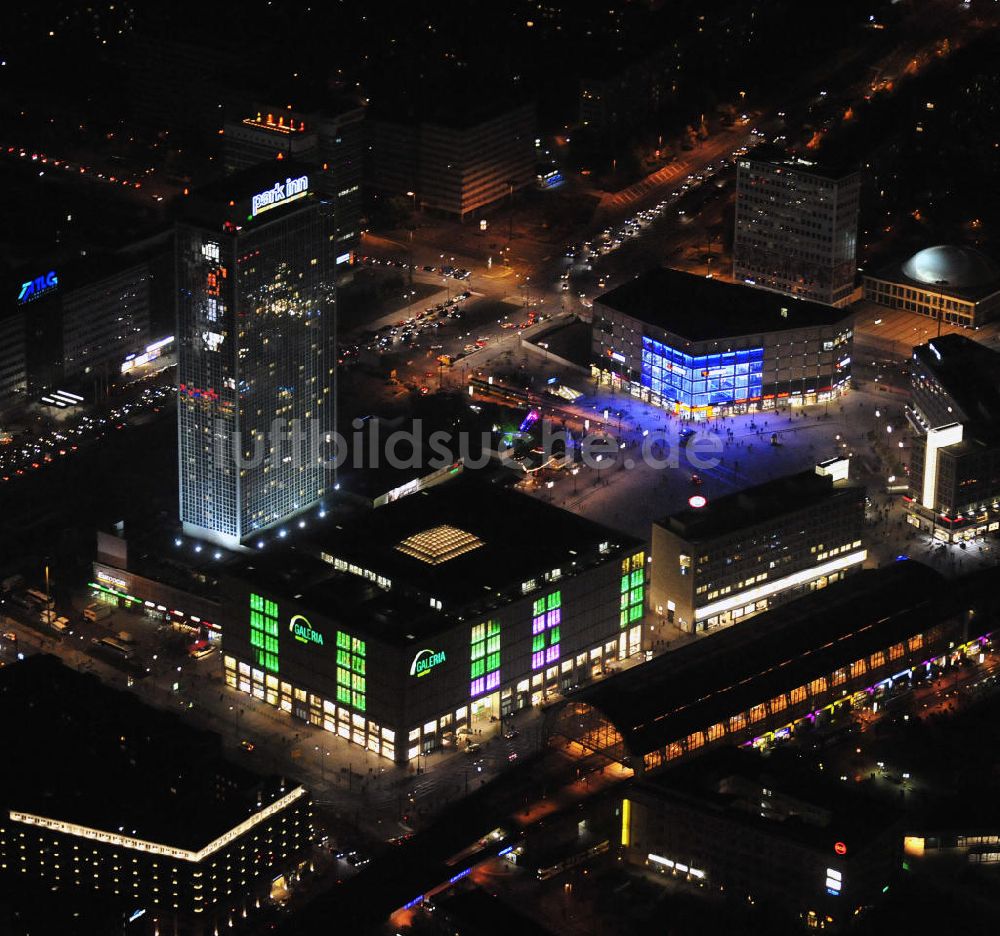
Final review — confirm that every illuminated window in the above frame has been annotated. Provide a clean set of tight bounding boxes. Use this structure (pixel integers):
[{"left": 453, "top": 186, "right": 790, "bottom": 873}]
[
  {"left": 531, "top": 592, "right": 561, "bottom": 670},
  {"left": 335, "top": 629, "right": 366, "bottom": 714},
  {"left": 470, "top": 620, "right": 501, "bottom": 697},
  {"left": 619, "top": 553, "right": 645, "bottom": 629},
  {"left": 249, "top": 593, "right": 279, "bottom": 674}
]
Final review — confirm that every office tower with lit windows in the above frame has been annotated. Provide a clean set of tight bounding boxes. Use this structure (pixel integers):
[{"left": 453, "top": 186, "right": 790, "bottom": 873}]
[
  {"left": 734, "top": 151, "right": 860, "bottom": 307},
  {"left": 0, "top": 655, "right": 314, "bottom": 934},
  {"left": 650, "top": 470, "right": 866, "bottom": 634},
  {"left": 177, "top": 163, "right": 335, "bottom": 548},
  {"left": 906, "top": 334, "right": 1000, "bottom": 542}
]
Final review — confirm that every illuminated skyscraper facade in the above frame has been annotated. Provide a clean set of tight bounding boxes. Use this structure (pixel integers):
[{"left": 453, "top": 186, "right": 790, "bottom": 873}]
[{"left": 177, "top": 165, "right": 335, "bottom": 547}]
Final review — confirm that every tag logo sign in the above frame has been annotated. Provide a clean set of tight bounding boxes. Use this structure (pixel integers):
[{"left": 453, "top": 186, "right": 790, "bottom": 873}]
[
  {"left": 251, "top": 175, "right": 309, "bottom": 217},
  {"left": 290, "top": 613, "right": 324, "bottom": 646},
  {"left": 410, "top": 648, "right": 446, "bottom": 678},
  {"left": 18, "top": 270, "right": 58, "bottom": 304}
]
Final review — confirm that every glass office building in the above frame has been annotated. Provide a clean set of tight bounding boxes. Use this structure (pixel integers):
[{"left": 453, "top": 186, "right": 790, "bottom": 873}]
[
  {"left": 177, "top": 165, "right": 335, "bottom": 547},
  {"left": 593, "top": 269, "right": 854, "bottom": 418},
  {"left": 641, "top": 339, "right": 764, "bottom": 410}
]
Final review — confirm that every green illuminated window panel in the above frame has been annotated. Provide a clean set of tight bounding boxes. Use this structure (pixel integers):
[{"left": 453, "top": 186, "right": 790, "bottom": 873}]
[
  {"left": 334, "top": 629, "right": 367, "bottom": 715},
  {"left": 619, "top": 555, "right": 645, "bottom": 630},
  {"left": 532, "top": 591, "right": 562, "bottom": 670},
  {"left": 471, "top": 619, "right": 501, "bottom": 697},
  {"left": 249, "top": 593, "right": 279, "bottom": 673}
]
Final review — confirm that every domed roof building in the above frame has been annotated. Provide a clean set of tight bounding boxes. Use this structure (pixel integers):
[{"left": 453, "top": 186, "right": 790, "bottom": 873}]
[
  {"left": 901, "top": 245, "right": 1000, "bottom": 290},
  {"left": 864, "top": 244, "right": 1000, "bottom": 328}
]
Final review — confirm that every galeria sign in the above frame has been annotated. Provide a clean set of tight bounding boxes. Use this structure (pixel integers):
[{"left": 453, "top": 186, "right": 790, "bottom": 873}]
[
  {"left": 251, "top": 176, "right": 309, "bottom": 217},
  {"left": 290, "top": 613, "right": 324, "bottom": 646},
  {"left": 410, "top": 648, "right": 447, "bottom": 678}
]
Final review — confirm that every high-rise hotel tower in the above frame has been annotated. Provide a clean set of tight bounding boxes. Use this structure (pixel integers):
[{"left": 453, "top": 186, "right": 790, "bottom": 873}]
[{"left": 177, "top": 164, "right": 335, "bottom": 547}]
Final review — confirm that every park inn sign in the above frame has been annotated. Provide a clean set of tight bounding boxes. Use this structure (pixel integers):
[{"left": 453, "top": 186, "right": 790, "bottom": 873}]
[
  {"left": 409, "top": 648, "right": 447, "bottom": 678},
  {"left": 251, "top": 175, "right": 309, "bottom": 217}
]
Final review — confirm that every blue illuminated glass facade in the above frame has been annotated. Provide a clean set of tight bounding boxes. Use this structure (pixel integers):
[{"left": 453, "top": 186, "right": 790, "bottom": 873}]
[{"left": 641, "top": 337, "right": 764, "bottom": 410}]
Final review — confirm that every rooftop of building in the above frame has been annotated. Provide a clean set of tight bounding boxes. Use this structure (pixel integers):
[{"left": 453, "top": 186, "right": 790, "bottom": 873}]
[
  {"left": 431, "top": 887, "right": 558, "bottom": 936},
  {"left": 740, "top": 145, "right": 861, "bottom": 182},
  {"left": 596, "top": 268, "right": 853, "bottom": 341},
  {"left": 634, "top": 745, "right": 902, "bottom": 855},
  {"left": 142, "top": 472, "right": 643, "bottom": 644},
  {"left": 369, "top": 86, "right": 534, "bottom": 132},
  {"left": 295, "top": 472, "right": 643, "bottom": 616},
  {"left": 569, "top": 561, "right": 955, "bottom": 758},
  {"left": 657, "top": 469, "right": 860, "bottom": 542},
  {"left": 869, "top": 245, "right": 1000, "bottom": 302},
  {"left": 0, "top": 655, "right": 298, "bottom": 852},
  {"left": 912, "top": 334, "right": 1000, "bottom": 431}
]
